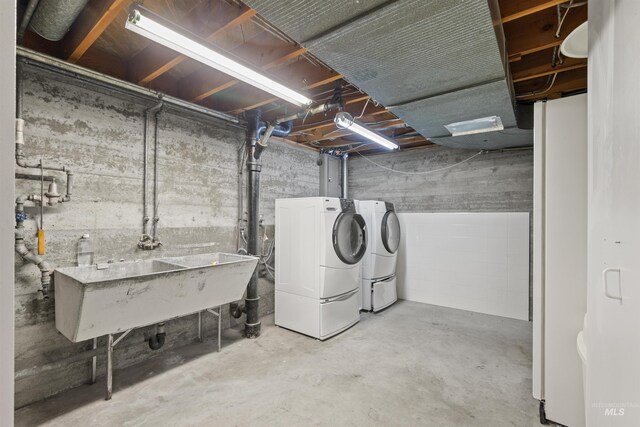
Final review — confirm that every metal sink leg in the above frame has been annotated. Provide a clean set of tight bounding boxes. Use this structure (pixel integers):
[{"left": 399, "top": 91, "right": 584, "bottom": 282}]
[
  {"left": 106, "top": 328, "right": 133, "bottom": 400},
  {"left": 200, "top": 306, "right": 222, "bottom": 352}
]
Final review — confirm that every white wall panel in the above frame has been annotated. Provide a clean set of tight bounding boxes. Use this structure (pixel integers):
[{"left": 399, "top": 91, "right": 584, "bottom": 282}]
[{"left": 397, "top": 212, "right": 529, "bottom": 320}]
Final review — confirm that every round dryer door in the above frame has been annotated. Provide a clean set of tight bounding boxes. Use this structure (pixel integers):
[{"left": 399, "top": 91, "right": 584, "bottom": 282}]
[
  {"left": 332, "top": 213, "right": 367, "bottom": 265},
  {"left": 381, "top": 210, "right": 401, "bottom": 254}
]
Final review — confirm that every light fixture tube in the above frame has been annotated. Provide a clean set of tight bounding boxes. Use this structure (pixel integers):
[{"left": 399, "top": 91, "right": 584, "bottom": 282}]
[
  {"left": 444, "top": 115, "right": 504, "bottom": 137},
  {"left": 334, "top": 112, "right": 399, "bottom": 150},
  {"left": 126, "top": 8, "right": 312, "bottom": 107}
]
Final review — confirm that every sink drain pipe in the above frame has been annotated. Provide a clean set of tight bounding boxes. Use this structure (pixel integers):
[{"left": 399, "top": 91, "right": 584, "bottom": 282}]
[
  {"left": 243, "top": 110, "right": 293, "bottom": 338},
  {"left": 147, "top": 323, "right": 166, "bottom": 350}
]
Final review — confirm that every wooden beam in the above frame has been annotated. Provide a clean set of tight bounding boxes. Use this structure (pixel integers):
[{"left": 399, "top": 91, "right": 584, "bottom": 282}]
[
  {"left": 501, "top": 0, "right": 570, "bottom": 23},
  {"left": 515, "top": 67, "right": 587, "bottom": 100},
  {"left": 503, "top": 4, "right": 587, "bottom": 60},
  {"left": 62, "top": 0, "right": 128, "bottom": 63},
  {"left": 510, "top": 47, "right": 587, "bottom": 82},
  {"left": 512, "top": 62, "right": 586, "bottom": 83},
  {"left": 73, "top": 45, "right": 127, "bottom": 79},
  {"left": 128, "top": 3, "right": 255, "bottom": 85}
]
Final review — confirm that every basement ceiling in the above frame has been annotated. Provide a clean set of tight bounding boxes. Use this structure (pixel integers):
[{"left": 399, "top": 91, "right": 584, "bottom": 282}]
[
  {"left": 243, "top": 0, "right": 526, "bottom": 149},
  {"left": 17, "top": 0, "right": 588, "bottom": 154}
]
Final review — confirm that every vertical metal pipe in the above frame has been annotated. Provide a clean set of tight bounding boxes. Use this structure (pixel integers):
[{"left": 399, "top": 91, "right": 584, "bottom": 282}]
[
  {"left": 16, "top": 63, "right": 23, "bottom": 119},
  {"left": 141, "top": 100, "right": 163, "bottom": 238},
  {"left": 106, "top": 334, "right": 113, "bottom": 400},
  {"left": 341, "top": 154, "right": 348, "bottom": 199},
  {"left": 142, "top": 112, "right": 149, "bottom": 236},
  {"left": 91, "top": 337, "right": 97, "bottom": 384},
  {"left": 17, "top": 0, "right": 41, "bottom": 41},
  {"left": 152, "top": 104, "right": 163, "bottom": 242},
  {"left": 244, "top": 112, "right": 262, "bottom": 338},
  {"left": 217, "top": 306, "right": 222, "bottom": 352},
  {"left": 197, "top": 311, "right": 202, "bottom": 342}
]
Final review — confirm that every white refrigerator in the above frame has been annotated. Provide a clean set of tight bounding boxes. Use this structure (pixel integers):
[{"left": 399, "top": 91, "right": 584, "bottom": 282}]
[{"left": 533, "top": 94, "right": 588, "bottom": 426}]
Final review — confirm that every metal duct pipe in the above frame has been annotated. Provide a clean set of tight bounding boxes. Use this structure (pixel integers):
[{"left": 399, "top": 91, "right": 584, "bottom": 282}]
[
  {"left": 274, "top": 101, "right": 342, "bottom": 125},
  {"left": 17, "top": 0, "right": 41, "bottom": 41},
  {"left": 28, "top": 0, "right": 89, "bottom": 41},
  {"left": 244, "top": 111, "right": 263, "bottom": 338},
  {"left": 341, "top": 154, "right": 348, "bottom": 199},
  {"left": 244, "top": 112, "right": 293, "bottom": 338}
]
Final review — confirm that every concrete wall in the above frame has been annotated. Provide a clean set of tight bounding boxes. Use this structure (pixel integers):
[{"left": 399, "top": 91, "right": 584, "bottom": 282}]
[
  {"left": 14, "top": 65, "right": 318, "bottom": 408},
  {"left": 348, "top": 145, "right": 533, "bottom": 315}
]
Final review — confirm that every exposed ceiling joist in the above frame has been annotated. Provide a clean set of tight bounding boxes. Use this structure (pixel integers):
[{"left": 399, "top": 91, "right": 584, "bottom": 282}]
[
  {"left": 515, "top": 67, "right": 587, "bottom": 100},
  {"left": 501, "top": 0, "right": 570, "bottom": 23},
  {"left": 63, "top": 0, "right": 128, "bottom": 63},
  {"left": 504, "top": 4, "right": 587, "bottom": 61},
  {"left": 512, "top": 61, "right": 586, "bottom": 83}
]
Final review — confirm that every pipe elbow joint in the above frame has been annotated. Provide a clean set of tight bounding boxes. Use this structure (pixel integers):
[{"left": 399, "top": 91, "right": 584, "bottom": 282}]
[
  {"left": 230, "top": 302, "right": 246, "bottom": 319},
  {"left": 148, "top": 332, "right": 166, "bottom": 350}
]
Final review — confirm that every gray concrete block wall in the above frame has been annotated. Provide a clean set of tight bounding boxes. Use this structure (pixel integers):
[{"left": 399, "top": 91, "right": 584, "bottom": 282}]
[
  {"left": 348, "top": 145, "right": 533, "bottom": 316},
  {"left": 14, "top": 65, "right": 319, "bottom": 408}
]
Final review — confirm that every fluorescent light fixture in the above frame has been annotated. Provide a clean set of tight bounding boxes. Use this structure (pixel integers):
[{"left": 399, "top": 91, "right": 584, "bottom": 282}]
[
  {"left": 334, "top": 112, "right": 399, "bottom": 150},
  {"left": 444, "top": 116, "right": 504, "bottom": 136},
  {"left": 125, "top": 7, "right": 312, "bottom": 107}
]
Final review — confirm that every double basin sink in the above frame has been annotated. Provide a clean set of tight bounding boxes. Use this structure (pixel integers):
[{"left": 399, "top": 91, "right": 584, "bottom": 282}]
[{"left": 54, "top": 253, "right": 258, "bottom": 342}]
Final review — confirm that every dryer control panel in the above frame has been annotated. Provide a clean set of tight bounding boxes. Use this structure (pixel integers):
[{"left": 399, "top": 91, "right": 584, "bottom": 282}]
[{"left": 339, "top": 198, "right": 357, "bottom": 213}]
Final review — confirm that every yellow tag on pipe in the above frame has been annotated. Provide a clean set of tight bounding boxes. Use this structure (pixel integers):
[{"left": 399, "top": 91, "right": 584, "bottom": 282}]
[{"left": 38, "top": 229, "right": 45, "bottom": 255}]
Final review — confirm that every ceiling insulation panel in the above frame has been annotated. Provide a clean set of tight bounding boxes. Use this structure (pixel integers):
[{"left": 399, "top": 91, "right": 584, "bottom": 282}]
[
  {"left": 304, "top": 0, "right": 506, "bottom": 106},
  {"left": 244, "top": 0, "right": 528, "bottom": 149},
  {"left": 391, "top": 79, "right": 516, "bottom": 138},
  {"left": 244, "top": 0, "right": 390, "bottom": 43}
]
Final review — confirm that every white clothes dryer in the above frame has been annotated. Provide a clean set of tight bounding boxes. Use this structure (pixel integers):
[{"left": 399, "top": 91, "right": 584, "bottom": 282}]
[
  {"left": 356, "top": 200, "right": 400, "bottom": 311},
  {"left": 275, "top": 197, "right": 367, "bottom": 339}
]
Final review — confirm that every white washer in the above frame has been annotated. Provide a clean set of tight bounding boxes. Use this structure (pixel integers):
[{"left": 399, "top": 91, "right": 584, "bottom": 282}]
[
  {"left": 356, "top": 200, "right": 400, "bottom": 312},
  {"left": 275, "top": 197, "right": 367, "bottom": 340}
]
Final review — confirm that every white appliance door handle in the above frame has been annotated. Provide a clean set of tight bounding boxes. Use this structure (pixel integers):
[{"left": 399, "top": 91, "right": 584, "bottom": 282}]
[
  {"left": 602, "top": 267, "right": 622, "bottom": 301},
  {"left": 323, "top": 289, "right": 357, "bottom": 303}
]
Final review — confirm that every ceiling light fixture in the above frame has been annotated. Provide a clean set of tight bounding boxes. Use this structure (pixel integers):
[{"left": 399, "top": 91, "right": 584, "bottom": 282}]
[
  {"left": 444, "top": 116, "right": 504, "bottom": 137},
  {"left": 125, "top": 6, "right": 312, "bottom": 107},
  {"left": 334, "top": 112, "right": 399, "bottom": 150},
  {"left": 560, "top": 21, "right": 588, "bottom": 59}
]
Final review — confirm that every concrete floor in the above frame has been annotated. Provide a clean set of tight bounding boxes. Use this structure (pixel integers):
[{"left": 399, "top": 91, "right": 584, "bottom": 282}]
[{"left": 15, "top": 301, "right": 539, "bottom": 426}]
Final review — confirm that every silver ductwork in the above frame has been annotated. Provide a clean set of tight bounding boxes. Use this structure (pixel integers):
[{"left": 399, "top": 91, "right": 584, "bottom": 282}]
[
  {"left": 244, "top": 0, "right": 532, "bottom": 149},
  {"left": 29, "top": 0, "right": 89, "bottom": 41}
]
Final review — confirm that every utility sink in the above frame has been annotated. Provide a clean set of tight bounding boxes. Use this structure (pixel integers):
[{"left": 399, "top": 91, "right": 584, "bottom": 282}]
[{"left": 54, "top": 253, "right": 258, "bottom": 342}]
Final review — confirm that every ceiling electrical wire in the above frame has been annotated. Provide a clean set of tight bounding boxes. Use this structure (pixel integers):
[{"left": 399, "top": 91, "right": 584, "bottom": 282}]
[
  {"left": 354, "top": 150, "right": 485, "bottom": 176},
  {"left": 555, "top": 0, "right": 575, "bottom": 38},
  {"left": 516, "top": 72, "right": 559, "bottom": 99},
  {"left": 355, "top": 98, "right": 371, "bottom": 119}
]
